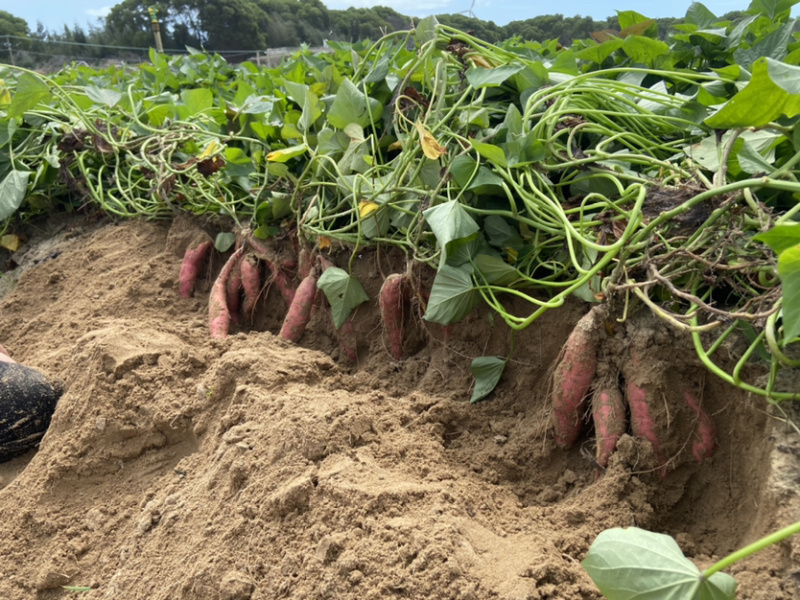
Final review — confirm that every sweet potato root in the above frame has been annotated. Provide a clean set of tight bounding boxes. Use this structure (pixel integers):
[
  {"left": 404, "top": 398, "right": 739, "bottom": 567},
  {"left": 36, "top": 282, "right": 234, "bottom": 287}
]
[
  {"left": 683, "top": 389, "right": 715, "bottom": 463},
  {"left": 209, "top": 247, "right": 244, "bottom": 339},
  {"left": 225, "top": 253, "right": 244, "bottom": 325},
  {"left": 592, "top": 382, "right": 627, "bottom": 468},
  {"left": 240, "top": 254, "right": 261, "bottom": 322},
  {"left": 622, "top": 347, "right": 666, "bottom": 471},
  {"left": 379, "top": 273, "right": 408, "bottom": 361},
  {"left": 279, "top": 271, "right": 318, "bottom": 343},
  {"left": 179, "top": 240, "right": 213, "bottom": 298},
  {"left": 551, "top": 306, "right": 603, "bottom": 448}
]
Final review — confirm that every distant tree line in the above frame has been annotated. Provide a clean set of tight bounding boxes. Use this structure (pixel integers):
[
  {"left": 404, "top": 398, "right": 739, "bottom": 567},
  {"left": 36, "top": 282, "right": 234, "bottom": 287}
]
[{"left": 0, "top": 1, "right": 746, "bottom": 67}]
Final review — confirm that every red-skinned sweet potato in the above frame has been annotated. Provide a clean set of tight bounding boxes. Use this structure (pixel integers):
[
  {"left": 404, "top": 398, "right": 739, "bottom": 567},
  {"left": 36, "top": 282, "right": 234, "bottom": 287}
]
[
  {"left": 279, "top": 271, "right": 318, "bottom": 343},
  {"left": 179, "top": 240, "right": 213, "bottom": 298},
  {"left": 683, "top": 389, "right": 715, "bottom": 463},
  {"left": 225, "top": 253, "right": 244, "bottom": 325},
  {"left": 240, "top": 254, "right": 261, "bottom": 322},
  {"left": 379, "top": 273, "right": 408, "bottom": 361},
  {"left": 592, "top": 382, "right": 627, "bottom": 468},
  {"left": 209, "top": 247, "right": 244, "bottom": 339},
  {"left": 551, "top": 306, "right": 603, "bottom": 448}
]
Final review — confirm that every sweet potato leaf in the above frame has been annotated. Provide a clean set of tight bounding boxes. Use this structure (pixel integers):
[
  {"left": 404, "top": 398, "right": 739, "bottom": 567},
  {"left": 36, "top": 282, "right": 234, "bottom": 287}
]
[
  {"left": 423, "top": 201, "right": 480, "bottom": 259},
  {"left": 327, "top": 78, "right": 383, "bottom": 130},
  {"left": 317, "top": 267, "right": 369, "bottom": 329},
  {"left": 8, "top": 73, "right": 50, "bottom": 118},
  {"left": 582, "top": 527, "right": 737, "bottom": 600},
  {"left": 424, "top": 264, "right": 480, "bottom": 325},
  {"left": 0, "top": 169, "right": 30, "bottom": 221},
  {"left": 470, "top": 356, "right": 506, "bottom": 403},
  {"left": 777, "top": 243, "right": 800, "bottom": 342}
]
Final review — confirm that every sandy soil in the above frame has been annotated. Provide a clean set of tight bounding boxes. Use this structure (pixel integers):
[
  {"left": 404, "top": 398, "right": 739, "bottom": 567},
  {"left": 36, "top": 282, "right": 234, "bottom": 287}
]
[{"left": 0, "top": 215, "right": 798, "bottom": 600}]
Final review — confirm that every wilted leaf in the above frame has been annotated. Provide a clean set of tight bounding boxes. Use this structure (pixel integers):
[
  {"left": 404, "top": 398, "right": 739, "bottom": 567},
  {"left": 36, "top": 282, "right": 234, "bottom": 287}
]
[
  {"left": 415, "top": 120, "right": 446, "bottom": 160},
  {"left": 470, "top": 356, "right": 506, "bottom": 403},
  {"left": 0, "top": 234, "right": 21, "bottom": 252},
  {"left": 359, "top": 201, "right": 380, "bottom": 218},
  {"left": 267, "top": 144, "right": 307, "bottom": 162}
]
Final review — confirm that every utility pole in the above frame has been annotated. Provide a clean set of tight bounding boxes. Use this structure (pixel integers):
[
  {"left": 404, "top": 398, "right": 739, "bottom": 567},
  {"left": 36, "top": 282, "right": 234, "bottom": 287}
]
[
  {"left": 147, "top": 6, "right": 164, "bottom": 53},
  {"left": 5, "top": 36, "right": 14, "bottom": 66}
]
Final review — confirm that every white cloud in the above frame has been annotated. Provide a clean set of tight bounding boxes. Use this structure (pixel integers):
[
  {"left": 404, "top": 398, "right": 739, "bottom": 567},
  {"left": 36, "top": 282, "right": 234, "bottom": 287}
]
[
  {"left": 323, "top": 0, "right": 455, "bottom": 15},
  {"left": 86, "top": 6, "right": 112, "bottom": 19}
]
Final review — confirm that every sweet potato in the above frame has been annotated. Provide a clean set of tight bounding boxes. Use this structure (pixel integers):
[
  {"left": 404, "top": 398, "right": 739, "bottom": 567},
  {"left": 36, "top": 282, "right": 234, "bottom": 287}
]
[
  {"left": 592, "top": 383, "right": 627, "bottom": 468},
  {"left": 683, "top": 389, "right": 715, "bottom": 463},
  {"left": 336, "top": 317, "right": 358, "bottom": 362},
  {"left": 240, "top": 254, "right": 261, "bottom": 322},
  {"left": 209, "top": 247, "right": 244, "bottom": 339},
  {"left": 225, "top": 253, "right": 244, "bottom": 325},
  {"left": 379, "top": 273, "right": 408, "bottom": 361},
  {"left": 246, "top": 236, "right": 296, "bottom": 306},
  {"left": 622, "top": 347, "right": 666, "bottom": 471},
  {"left": 271, "top": 266, "right": 296, "bottom": 306},
  {"left": 179, "top": 240, "right": 213, "bottom": 298},
  {"left": 551, "top": 306, "right": 602, "bottom": 448},
  {"left": 279, "top": 271, "right": 317, "bottom": 343}
]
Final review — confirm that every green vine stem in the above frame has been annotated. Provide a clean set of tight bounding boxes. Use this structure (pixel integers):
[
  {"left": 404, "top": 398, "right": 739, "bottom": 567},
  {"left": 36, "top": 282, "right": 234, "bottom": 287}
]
[{"left": 703, "top": 520, "right": 800, "bottom": 579}]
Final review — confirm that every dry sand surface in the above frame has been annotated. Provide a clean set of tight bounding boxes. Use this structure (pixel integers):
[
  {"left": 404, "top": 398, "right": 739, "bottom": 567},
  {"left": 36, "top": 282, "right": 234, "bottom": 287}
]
[{"left": 0, "top": 215, "right": 798, "bottom": 599}]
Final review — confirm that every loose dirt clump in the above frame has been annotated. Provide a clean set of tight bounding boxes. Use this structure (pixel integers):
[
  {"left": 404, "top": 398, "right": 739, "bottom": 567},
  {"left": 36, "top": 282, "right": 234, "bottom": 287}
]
[{"left": 0, "top": 216, "right": 798, "bottom": 599}]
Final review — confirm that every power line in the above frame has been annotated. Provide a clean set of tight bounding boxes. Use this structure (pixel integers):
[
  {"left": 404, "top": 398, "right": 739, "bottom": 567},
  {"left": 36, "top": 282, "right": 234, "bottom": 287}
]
[{"left": 3, "top": 33, "right": 267, "bottom": 56}]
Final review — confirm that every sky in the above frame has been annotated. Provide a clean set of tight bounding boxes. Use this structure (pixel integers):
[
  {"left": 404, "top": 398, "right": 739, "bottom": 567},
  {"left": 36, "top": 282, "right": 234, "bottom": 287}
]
[{"left": 3, "top": 0, "right": 754, "bottom": 33}]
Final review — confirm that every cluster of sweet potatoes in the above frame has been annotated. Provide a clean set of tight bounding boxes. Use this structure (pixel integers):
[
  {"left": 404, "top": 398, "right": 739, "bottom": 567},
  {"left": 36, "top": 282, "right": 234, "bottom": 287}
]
[
  {"left": 550, "top": 305, "right": 716, "bottom": 474},
  {"left": 178, "top": 234, "right": 413, "bottom": 362}
]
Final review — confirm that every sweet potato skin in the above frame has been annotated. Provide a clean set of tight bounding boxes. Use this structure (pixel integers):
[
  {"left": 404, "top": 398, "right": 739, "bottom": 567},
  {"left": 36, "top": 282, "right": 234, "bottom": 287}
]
[
  {"left": 379, "top": 274, "right": 408, "bottom": 361},
  {"left": 209, "top": 247, "right": 244, "bottom": 339},
  {"left": 179, "top": 240, "right": 213, "bottom": 298},
  {"left": 551, "top": 307, "right": 601, "bottom": 448},
  {"left": 224, "top": 253, "right": 244, "bottom": 325},
  {"left": 240, "top": 254, "right": 261, "bottom": 322},
  {"left": 279, "top": 272, "right": 318, "bottom": 343},
  {"left": 592, "top": 384, "right": 627, "bottom": 468},
  {"left": 683, "top": 389, "right": 715, "bottom": 463}
]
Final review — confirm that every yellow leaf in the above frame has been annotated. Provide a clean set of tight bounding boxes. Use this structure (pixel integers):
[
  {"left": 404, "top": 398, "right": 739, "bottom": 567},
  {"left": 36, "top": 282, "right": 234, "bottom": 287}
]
[
  {"left": 198, "top": 140, "right": 221, "bottom": 159},
  {"left": 0, "top": 235, "right": 21, "bottom": 252},
  {"left": 388, "top": 140, "right": 403, "bottom": 151},
  {"left": 414, "top": 120, "right": 446, "bottom": 160},
  {"left": 505, "top": 247, "right": 518, "bottom": 264},
  {"left": 318, "top": 236, "right": 332, "bottom": 250},
  {"left": 266, "top": 144, "right": 307, "bottom": 163},
  {"left": 466, "top": 54, "right": 493, "bottom": 68},
  {"left": 0, "top": 80, "right": 10, "bottom": 106},
  {"left": 359, "top": 201, "right": 380, "bottom": 218}
]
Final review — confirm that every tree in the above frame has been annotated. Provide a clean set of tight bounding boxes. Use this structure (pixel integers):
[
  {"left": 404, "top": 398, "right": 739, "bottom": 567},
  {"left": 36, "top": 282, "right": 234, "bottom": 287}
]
[{"left": 0, "top": 10, "right": 31, "bottom": 64}]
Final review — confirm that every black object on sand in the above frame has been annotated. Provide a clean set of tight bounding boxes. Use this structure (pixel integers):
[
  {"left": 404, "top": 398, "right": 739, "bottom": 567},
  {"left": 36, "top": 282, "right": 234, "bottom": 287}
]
[{"left": 0, "top": 362, "right": 64, "bottom": 463}]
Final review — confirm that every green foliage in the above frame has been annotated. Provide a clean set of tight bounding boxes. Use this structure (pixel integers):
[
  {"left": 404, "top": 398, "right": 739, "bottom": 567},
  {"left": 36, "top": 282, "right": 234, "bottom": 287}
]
[
  {"left": 582, "top": 528, "right": 737, "bottom": 600},
  {"left": 317, "top": 267, "right": 369, "bottom": 328},
  {"left": 2, "top": 3, "right": 799, "bottom": 407}
]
